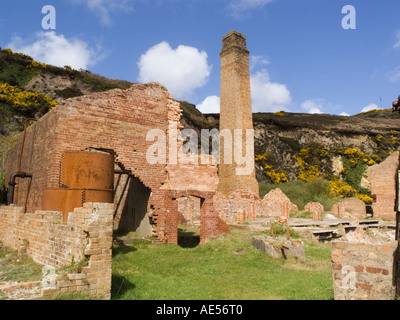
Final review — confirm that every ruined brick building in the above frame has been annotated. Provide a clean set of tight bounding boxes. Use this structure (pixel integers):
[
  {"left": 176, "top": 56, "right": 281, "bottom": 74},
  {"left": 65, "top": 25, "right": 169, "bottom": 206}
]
[{"left": 4, "top": 83, "right": 230, "bottom": 244}]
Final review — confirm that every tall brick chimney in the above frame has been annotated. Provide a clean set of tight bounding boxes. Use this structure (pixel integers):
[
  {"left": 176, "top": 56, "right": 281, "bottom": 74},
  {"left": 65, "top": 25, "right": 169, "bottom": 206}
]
[{"left": 218, "top": 30, "right": 259, "bottom": 197}]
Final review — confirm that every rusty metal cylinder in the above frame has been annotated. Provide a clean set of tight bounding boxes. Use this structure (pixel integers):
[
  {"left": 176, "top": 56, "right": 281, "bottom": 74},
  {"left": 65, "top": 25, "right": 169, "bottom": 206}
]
[
  {"left": 61, "top": 151, "right": 114, "bottom": 190},
  {"left": 42, "top": 150, "right": 114, "bottom": 222}
]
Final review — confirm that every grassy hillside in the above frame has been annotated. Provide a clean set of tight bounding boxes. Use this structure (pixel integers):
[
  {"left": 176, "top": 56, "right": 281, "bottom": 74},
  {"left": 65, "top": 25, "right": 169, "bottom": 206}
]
[{"left": 0, "top": 47, "right": 133, "bottom": 134}]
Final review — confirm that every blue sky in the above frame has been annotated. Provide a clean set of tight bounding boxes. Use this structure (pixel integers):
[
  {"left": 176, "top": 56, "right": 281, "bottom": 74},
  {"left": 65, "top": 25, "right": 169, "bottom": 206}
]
[{"left": 1, "top": 0, "right": 400, "bottom": 116}]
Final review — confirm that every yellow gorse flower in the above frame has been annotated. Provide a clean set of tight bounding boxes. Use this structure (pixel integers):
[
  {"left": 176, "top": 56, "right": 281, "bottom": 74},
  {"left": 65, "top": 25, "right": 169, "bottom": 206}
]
[{"left": 0, "top": 82, "right": 57, "bottom": 110}]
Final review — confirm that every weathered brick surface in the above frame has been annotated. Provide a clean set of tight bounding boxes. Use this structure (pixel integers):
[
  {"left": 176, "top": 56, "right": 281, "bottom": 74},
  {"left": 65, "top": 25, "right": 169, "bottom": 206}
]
[
  {"left": 5, "top": 83, "right": 222, "bottom": 243},
  {"left": 331, "top": 197, "right": 367, "bottom": 218},
  {"left": 304, "top": 202, "right": 324, "bottom": 220},
  {"left": 258, "top": 188, "right": 298, "bottom": 217},
  {"left": 0, "top": 202, "right": 114, "bottom": 299},
  {"left": 213, "top": 189, "right": 258, "bottom": 224},
  {"left": 370, "top": 151, "right": 399, "bottom": 219},
  {"left": 331, "top": 201, "right": 345, "bottom": 218},
  {"left": 331, "top": 240, "right": 398, "bottom": 300},
  {"left": 218, "top": 31, "right": 259, "bottom": 197}
]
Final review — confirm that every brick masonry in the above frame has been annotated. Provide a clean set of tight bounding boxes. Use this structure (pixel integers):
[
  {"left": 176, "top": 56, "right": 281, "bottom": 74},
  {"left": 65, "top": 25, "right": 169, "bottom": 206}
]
[
  {"left": 331, "top": 240, "right": 398, "bottom": 300},
  {"left": 213, "top": 187, "right": 299, "bottom": 224},
  {"left": 370, "top": 151, "right": 399, "bottom": 219},
  {"left": 0, "top": 202, "right": 114, "bottom": 299},
  {"left": 213, "top": 189, "right": 258, "bottom": 224},
  {"left": 218, "top": 31, "right": 259, "bottom": 197},
  {"left": 331, "top": 197, "right": 366, "bottom": 219},
  {"left": 4, "top": 83, "right": 225, "bottom": 244},
  {"left": 258, "top": 188, "right": 298, "bottom": 217},
  {"left": 304, "top": 202, "right": 324, "bottom": 220}
]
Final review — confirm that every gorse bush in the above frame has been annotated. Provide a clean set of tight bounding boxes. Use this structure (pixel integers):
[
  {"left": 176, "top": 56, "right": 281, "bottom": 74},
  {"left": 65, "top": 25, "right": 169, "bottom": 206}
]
[
  {"left": 0, "top": 82, "right": 57, "bottom": 112},
  {"left": 255, "top": 152, "right": 288, "bottom": 184}
]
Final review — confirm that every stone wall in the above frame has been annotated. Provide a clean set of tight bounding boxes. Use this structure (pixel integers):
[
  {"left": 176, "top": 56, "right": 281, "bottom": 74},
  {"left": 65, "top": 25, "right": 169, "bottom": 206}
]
[
  {"left": 332, "top": 240, "right": 398, "bottom": 300},
  {"left": 0, "top": 202, "right": 114, "bottom": 299}
]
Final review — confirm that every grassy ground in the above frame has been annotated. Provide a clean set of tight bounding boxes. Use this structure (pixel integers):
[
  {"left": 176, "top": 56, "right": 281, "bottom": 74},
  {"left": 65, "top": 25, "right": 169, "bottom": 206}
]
[
  {"left": 0, "top": 247, "right": 43, "bottom": 284},
  {"left": 111, "top": 226, "right": 333, "bottom": 300}
]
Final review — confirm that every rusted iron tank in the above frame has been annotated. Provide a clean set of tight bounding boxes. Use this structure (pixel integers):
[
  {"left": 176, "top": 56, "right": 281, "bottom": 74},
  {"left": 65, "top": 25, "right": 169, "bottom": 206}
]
[{"left": 42, "top": 151, "right": 114, "bottom": 222}]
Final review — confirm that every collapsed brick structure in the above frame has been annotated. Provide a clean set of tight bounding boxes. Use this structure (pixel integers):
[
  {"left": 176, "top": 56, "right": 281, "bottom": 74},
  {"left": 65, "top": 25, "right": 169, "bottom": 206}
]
[
  {"left": 370, "top": 151, "right": 399, "bottom": 219},
  {"left": 213, "top": 188, "right": 298, "bottom": 224},
  {"left": 304, "top": 202, "right": 324, "bottom": 220},
  {"left": 331, "top": 197, "right": 366, "bottom": 219},
  {"left": 258, "top": 188, "right": 298, "bottom": 217},
  {"left": 4, "top": 83, "right": 229, "bottom": 244}
]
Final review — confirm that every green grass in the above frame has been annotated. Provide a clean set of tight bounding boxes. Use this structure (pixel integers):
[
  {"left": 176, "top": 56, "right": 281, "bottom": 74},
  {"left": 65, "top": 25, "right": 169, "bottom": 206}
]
[
  {"left": 111, "top": 228, "right": 333, "bottom": 300},
  {"left": 0, "top": 247, "right": 43, "bottom": 283}
]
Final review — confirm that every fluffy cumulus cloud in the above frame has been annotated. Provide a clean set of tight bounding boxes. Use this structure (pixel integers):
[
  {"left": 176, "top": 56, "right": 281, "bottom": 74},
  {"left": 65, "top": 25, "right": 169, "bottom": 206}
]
[
  {"left": 361, "top": 103, "right": 380, "bottom": 113},
  {"left": 137, "top": 41, "right": 212, "bottom": 99},
  {"left": 301, "top": 99, "right": 324, "bottom": 114},
  {"left": 197, "top": 95, "right": 220, "bottom": 114},
  {"left": 7, "top": 31, "right": 101, "bottom": 70},
  {"left": 227, "top": 0, "right": 274, "bottom": 20},
  {"left": 69, "top": 0, "right": 133, "bottom": 26},
  {"left": 250, "top": 69, "right": 292, "bottom": 112}
]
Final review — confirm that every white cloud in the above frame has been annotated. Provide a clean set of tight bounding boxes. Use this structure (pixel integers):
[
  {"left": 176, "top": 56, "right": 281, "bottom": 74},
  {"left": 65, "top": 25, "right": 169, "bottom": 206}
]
[
  {"left": 340, "top": 112, "right": 350, "bottom": 116},
  {"left": 301, "top": 99, "right": 324, "bottom": 114},
  {"left": 250, "top": 69, "right": 291, "bottom": 112},
  {"left": 361, "top": 103, "right": 380, "bottom": 113},
  {"left": 197, "top": 96, "right": 220, "bottom": 114},
  {"left": 7, "top": 31, "right": 102, "bottom": 70},
  {"left": 137, "top": 41, "right": 212, "bottom": 100},
  {"left": 70, "top": 0, "right": 133, "bottom": 26},
  {"left": 249, "top": 55, "right": 270, "bottom": 71},
  {"left": 227, "top": 0, "right": 274, "bottom": 20}
]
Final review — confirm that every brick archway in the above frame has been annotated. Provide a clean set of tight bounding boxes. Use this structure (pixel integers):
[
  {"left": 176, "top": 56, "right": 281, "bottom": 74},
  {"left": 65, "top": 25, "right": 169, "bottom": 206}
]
[{"left": 163, "top": 190, "right": 230, "bottom": 244}]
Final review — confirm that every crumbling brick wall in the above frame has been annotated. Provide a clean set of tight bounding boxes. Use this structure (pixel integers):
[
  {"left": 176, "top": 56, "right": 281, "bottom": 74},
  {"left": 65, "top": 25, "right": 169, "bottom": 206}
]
[
  {"left": 331, "top": 197, "right": 366, "bottom": 219},
  {"left": 332, "top": 240, "right": 398, "bottom": 300},
  {"left": 213, "top": 189, "right": 258, "bottom": 224},
  {"left": 258, "top": 188, "right": 298, "bottom": 217},
  {"left": 370, "top": 151, "right": 399, "bottom": 219},
  {"left": 304, "top": 202, "right": 324, "bottom": 220},
  {"left": 0, "top": 202, "right": 114, "bottom": 299}
]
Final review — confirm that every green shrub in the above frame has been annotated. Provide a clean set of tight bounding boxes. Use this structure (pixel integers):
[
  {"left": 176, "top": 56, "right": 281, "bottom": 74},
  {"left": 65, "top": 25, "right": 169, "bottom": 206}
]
[
  {"left": 342, "top": 157, "right": 366, "bottom": 190},
  {"left": 54, "top": 87, "right": 84, "bottom": 99},
  {"left": 260, "top": 178, "right": 340, "bottom": 211}
]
